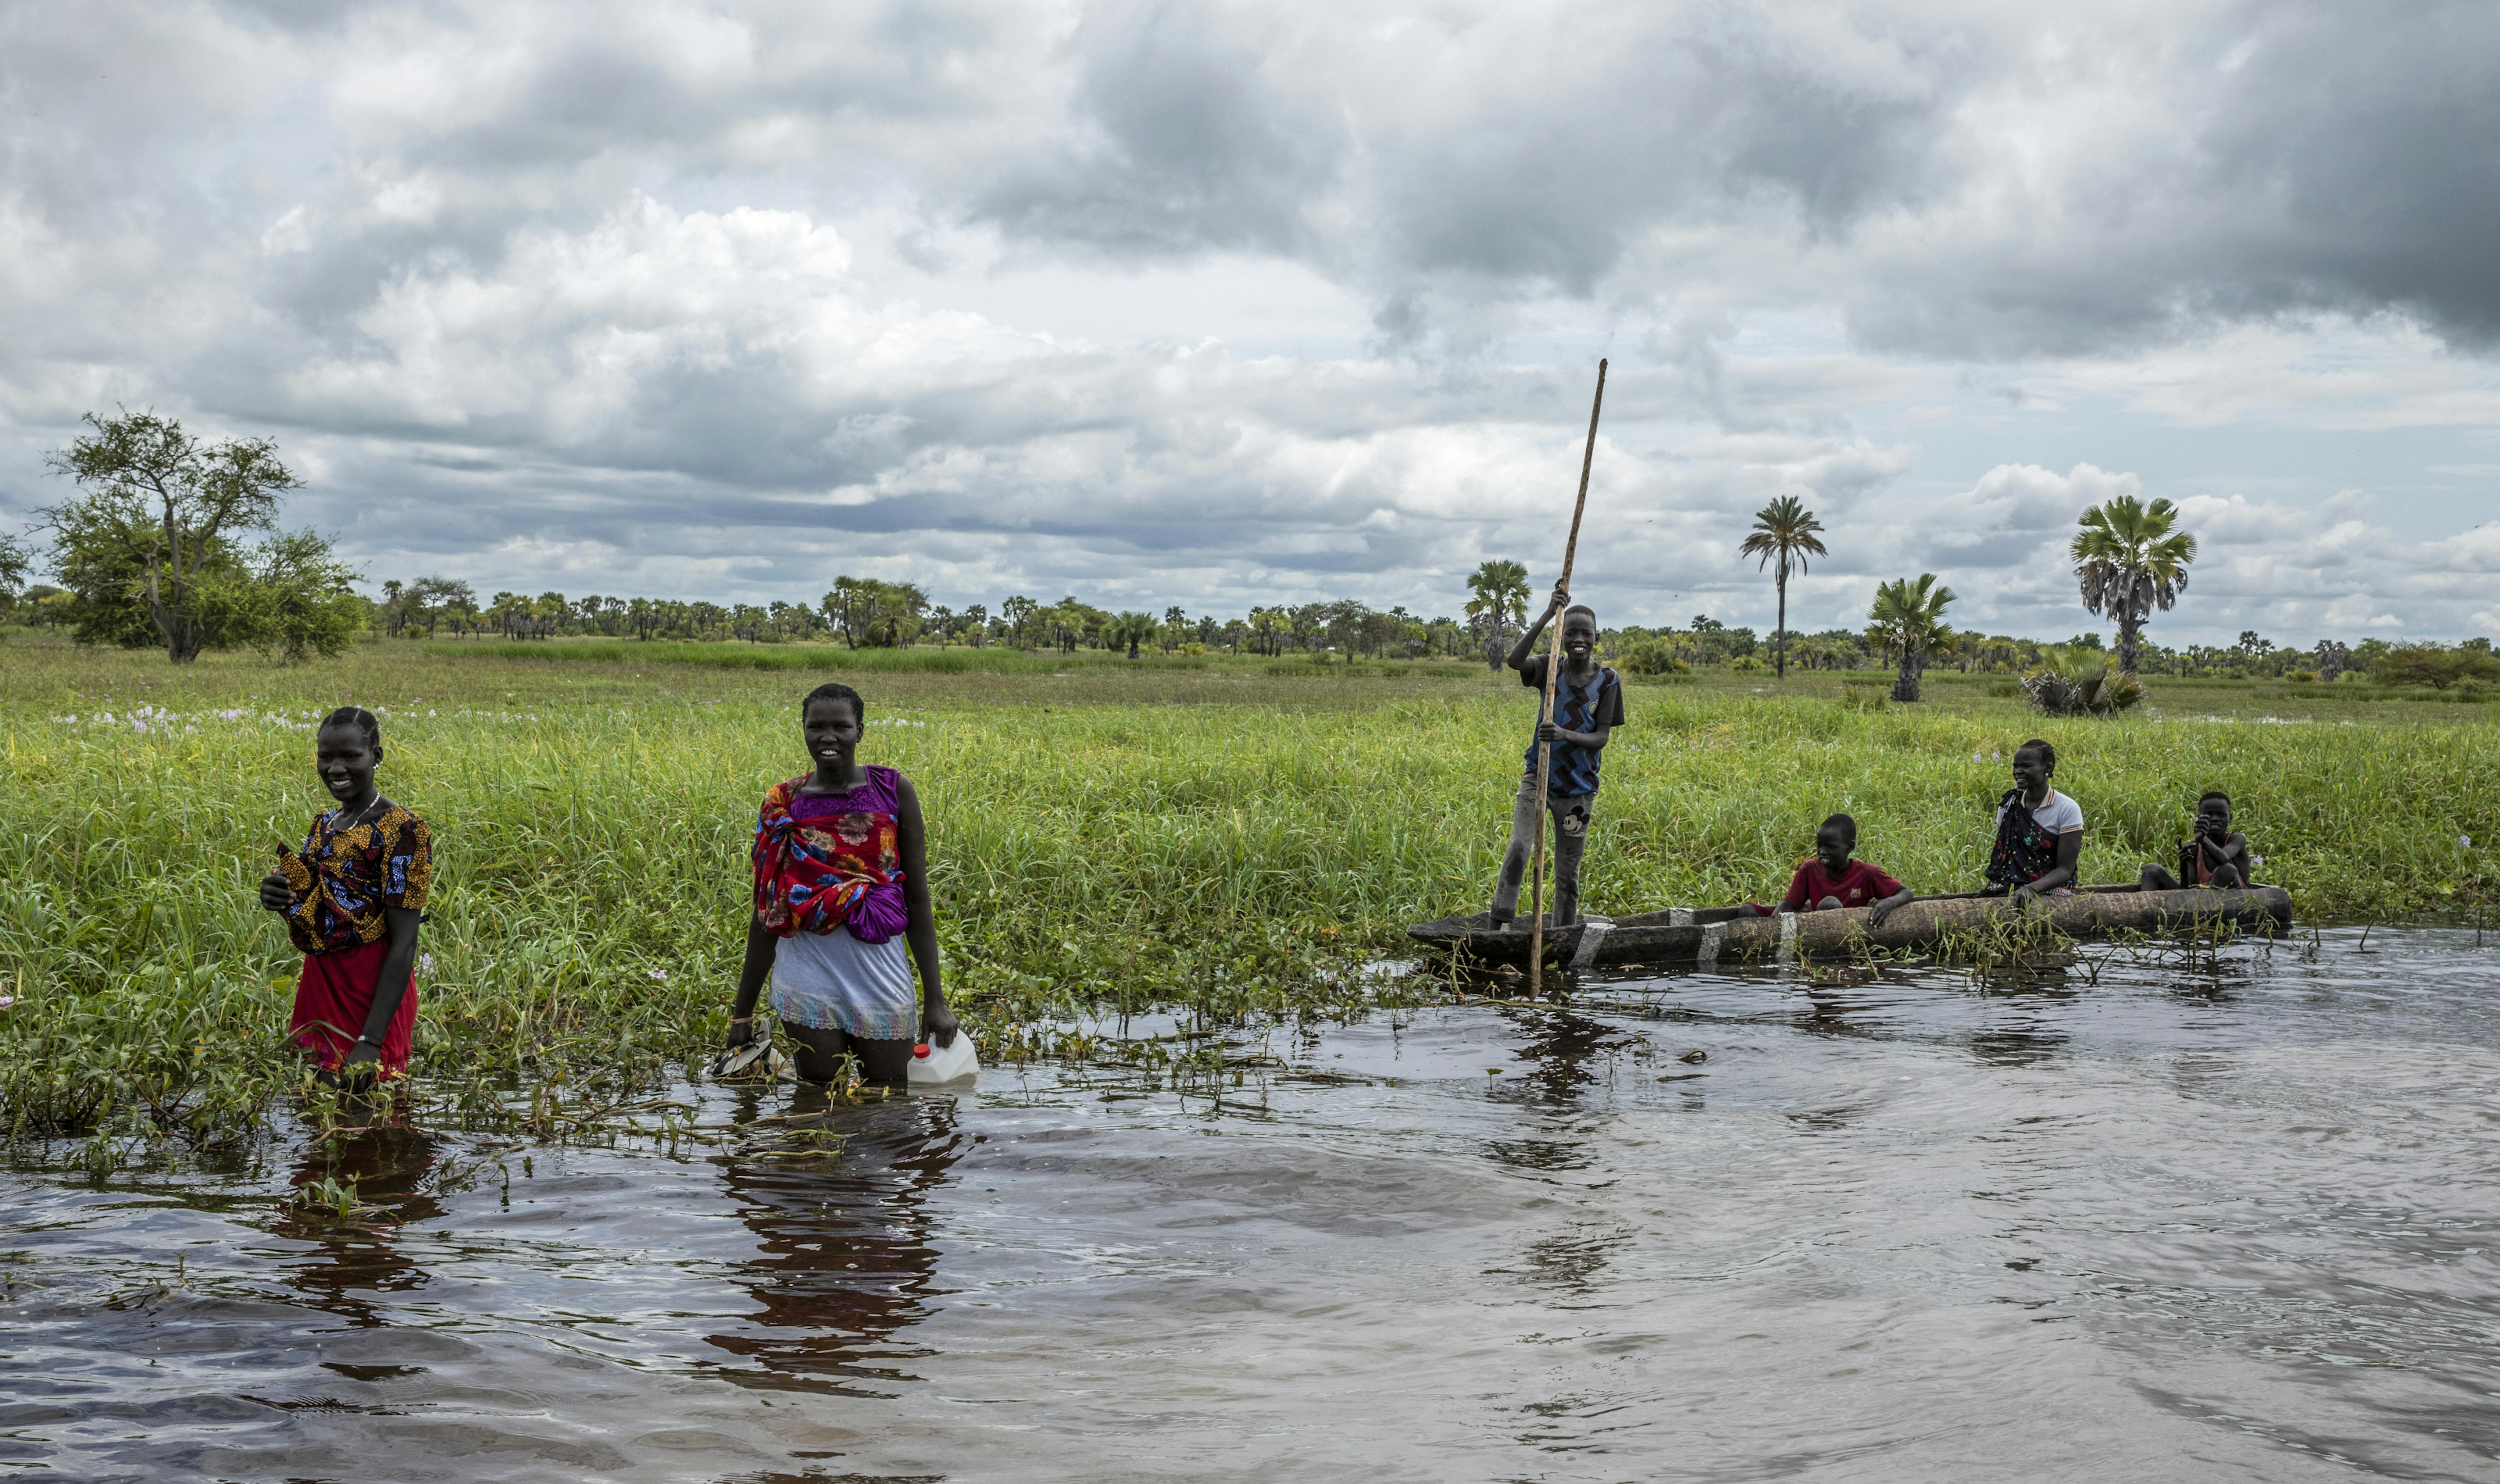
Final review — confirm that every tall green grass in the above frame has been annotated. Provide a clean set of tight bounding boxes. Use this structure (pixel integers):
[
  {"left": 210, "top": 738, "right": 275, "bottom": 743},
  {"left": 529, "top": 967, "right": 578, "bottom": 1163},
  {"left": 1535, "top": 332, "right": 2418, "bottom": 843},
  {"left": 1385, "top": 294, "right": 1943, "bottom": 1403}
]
[
  {"left": 420, "top": 638, "right": 1087, "bottom": 674},
  {"left": 3, "top": 642, "right": 2494, "bottom": 1150}
]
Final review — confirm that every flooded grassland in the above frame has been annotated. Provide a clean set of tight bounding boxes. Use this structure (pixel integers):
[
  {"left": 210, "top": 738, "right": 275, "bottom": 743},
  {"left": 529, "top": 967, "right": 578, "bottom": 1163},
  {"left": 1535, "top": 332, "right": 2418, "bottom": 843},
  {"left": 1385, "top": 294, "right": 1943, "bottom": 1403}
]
[{"left": 4, "top": 639, "right": 2498, "bottom": 1479}]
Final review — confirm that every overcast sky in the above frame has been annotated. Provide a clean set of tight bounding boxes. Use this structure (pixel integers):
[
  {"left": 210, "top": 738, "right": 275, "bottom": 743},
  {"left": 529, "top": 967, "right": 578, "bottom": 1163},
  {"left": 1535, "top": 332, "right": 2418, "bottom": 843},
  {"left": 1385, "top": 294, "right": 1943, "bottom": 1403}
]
[{"left": 4, "top": 0, "right": 2497, "bottom": 643}]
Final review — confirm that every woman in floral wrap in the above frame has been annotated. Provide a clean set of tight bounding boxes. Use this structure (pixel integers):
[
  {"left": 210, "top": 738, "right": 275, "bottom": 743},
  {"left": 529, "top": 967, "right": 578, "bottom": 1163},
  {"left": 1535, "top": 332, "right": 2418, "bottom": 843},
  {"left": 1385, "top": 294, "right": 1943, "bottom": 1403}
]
[{"left": 726, "top": 682, "right": 955, "bottom": 1083}]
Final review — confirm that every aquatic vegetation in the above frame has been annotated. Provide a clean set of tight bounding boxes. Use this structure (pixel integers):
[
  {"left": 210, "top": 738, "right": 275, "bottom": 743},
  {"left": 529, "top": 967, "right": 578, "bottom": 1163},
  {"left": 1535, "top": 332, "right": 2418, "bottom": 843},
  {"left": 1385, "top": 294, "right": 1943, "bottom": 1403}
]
[{"left": 3, "top": 637, "right": 2495, "bottom": 1145}]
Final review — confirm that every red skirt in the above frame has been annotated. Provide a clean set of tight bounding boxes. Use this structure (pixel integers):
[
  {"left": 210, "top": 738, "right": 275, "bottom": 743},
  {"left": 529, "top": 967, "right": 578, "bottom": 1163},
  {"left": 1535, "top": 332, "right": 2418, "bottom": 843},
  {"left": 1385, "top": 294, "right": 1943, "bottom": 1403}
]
[{"left": 290, "top": 938, "right": 418, "bottom": 1077}]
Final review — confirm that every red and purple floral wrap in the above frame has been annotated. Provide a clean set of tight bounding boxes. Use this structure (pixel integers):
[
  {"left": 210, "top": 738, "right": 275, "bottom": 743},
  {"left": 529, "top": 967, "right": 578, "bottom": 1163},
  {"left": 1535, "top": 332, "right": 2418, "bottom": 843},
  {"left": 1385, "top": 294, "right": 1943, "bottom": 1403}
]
[{"left": 752, "top": 767, "right": 909, "bottom": 943}]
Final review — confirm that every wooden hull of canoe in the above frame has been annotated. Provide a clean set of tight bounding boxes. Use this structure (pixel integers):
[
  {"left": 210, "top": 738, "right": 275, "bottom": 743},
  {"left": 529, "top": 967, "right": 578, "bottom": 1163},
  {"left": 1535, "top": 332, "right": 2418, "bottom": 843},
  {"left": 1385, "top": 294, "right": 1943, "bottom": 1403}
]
[{"left": 1406, "top": 885, "right": 2296, "bottom": 971}]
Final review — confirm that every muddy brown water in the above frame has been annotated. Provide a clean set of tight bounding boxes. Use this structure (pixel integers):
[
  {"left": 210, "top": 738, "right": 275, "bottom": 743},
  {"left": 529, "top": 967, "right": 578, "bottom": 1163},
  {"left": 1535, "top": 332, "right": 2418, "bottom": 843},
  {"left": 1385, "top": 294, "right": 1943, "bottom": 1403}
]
[{"left": 6, "top": 926, "right": 2498, "bottom": 1482}]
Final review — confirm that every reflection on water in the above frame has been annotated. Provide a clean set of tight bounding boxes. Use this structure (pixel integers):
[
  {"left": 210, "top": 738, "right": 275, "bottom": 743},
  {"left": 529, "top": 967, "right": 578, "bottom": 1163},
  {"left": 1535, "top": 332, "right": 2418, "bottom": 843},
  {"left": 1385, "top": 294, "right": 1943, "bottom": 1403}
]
[
  {"left": 4, "top": 926, "right": 2498, "bottom": 1482},
  {"left": 269, "top": 1122, "right": 444, "bottom": 1326},
  {"left": 706, "top": 1089, "right": 968, "bottom": 1396}
]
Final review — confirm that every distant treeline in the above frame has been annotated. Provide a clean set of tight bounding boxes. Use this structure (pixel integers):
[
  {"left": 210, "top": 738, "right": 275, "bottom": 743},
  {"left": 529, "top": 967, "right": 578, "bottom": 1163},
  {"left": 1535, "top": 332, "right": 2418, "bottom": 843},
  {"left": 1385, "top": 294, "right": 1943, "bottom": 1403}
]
[
  {"left": 1607, "top": 619, "right": 2500, "bottom": 688},
  {"left": 338, "top": 575, "right": 2500, "bottom": 690},
  {"left": 350, "top": 575, "right": 1494, "bottom": 661},
  {"left": 9, "top": 556, "right": 2497, "bottom": 690}
]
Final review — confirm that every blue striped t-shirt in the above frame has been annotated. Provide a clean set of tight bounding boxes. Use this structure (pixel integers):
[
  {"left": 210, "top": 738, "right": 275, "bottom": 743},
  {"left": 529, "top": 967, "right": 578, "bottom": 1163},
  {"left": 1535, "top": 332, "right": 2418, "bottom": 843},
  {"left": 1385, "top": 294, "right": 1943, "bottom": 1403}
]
[{"left": 1519, "top": 656, "right": 1625, "bottom": 798}]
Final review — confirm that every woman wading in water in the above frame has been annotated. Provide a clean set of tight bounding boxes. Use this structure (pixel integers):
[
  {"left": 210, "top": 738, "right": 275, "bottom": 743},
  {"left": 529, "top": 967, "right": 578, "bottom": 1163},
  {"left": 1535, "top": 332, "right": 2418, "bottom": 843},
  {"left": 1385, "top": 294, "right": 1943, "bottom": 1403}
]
[
  {"left": 257, "top": 706, "right": 432, "bottom": 1090},
  {"left": 727, "top": 682, "right": 956, "bottom": 1083}
]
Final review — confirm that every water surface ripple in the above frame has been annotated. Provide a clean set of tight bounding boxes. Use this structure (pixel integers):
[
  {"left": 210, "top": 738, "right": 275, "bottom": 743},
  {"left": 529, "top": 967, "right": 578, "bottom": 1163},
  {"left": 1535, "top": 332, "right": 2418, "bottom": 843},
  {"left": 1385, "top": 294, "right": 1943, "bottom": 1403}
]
[{"left": 6, "top": 926, "right": 2498, "bottom": 1481}]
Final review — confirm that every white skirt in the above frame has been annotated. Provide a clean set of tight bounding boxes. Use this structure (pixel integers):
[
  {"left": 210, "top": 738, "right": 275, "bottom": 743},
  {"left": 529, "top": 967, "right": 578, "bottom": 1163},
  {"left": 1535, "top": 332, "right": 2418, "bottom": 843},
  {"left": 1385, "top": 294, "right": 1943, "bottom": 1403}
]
[{"left": 771, "top": 928, "right": 917, "bottom": 1040}]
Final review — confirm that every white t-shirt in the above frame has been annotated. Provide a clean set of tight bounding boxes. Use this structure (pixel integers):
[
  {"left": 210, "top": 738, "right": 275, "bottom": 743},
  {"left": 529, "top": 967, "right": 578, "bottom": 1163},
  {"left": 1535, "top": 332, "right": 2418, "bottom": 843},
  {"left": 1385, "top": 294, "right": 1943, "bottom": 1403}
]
[{"left": 1998, "top": 787, "right": 2083, "bottom": 836}]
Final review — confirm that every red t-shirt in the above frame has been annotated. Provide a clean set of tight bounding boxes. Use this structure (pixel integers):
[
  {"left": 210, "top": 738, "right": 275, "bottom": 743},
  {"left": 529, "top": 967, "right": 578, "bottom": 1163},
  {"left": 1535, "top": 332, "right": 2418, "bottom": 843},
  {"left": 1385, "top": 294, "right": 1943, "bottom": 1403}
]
[{"left": 1783, "top": 858, "right": 1905, "bottom": 910}]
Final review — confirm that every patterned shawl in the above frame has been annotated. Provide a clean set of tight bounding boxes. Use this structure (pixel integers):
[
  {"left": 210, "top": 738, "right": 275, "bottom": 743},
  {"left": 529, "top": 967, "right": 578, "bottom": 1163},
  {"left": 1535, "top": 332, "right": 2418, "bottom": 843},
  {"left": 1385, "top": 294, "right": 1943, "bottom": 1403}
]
[
  {"left": 1985, "top": 787, "right": 2061, "bottom": 888},
  {"left": 752, "top": 774, "right": 909, "bottom": 943}
]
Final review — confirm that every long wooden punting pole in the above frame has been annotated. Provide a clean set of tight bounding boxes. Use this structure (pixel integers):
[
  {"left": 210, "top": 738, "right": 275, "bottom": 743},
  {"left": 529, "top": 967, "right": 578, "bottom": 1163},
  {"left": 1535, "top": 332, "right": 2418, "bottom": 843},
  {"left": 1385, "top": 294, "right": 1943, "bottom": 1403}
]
[{"left": 1528, "top": 357, "right": 1608, "bottom": 993}]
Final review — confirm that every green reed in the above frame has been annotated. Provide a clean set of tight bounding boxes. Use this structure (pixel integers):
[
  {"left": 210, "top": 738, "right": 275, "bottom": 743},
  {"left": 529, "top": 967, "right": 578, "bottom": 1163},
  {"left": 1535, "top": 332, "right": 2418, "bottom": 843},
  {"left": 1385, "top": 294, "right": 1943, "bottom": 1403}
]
[{"left": 3, "top": 636, "right": 2495, "bottom": 1150}]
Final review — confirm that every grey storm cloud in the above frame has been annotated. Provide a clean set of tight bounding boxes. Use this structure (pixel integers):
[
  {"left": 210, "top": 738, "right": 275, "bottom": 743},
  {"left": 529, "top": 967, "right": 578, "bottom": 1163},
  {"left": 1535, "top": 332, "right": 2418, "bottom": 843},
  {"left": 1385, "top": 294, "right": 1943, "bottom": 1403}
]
[
  {"left": 1, "top": 0, "right": 2496, "bottom": 637},
  {"left": 973, "top": 1, "right": 2500, "bottom": 355}
]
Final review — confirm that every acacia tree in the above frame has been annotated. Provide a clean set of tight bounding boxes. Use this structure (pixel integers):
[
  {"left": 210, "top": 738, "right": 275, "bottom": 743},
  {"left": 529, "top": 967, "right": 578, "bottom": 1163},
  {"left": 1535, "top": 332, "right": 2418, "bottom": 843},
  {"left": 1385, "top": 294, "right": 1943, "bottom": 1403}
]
[
  {"left": 999, "top": 594, "right": 1038, "bottom": 647},
  {"left": 41, "top": 410, "right": 360, "bottom": 662},
  {"left": 1736, "top": 494, "right": 1828, "bottom": 680},
  {"left": 413, "top": 576, "right": 473, "bottom": 637},
  {"left": 1868, "top": 573, "right": 1957, "bottom": 702},
  {"left": 1464, "top": 558, "right": 1530, "bottom": 670},
  {"left": 2071, "top": 495, "right": 2196, "bottom": 677},
  {"left": 43, "top": 411, "right": 303, "bottom": 662}
]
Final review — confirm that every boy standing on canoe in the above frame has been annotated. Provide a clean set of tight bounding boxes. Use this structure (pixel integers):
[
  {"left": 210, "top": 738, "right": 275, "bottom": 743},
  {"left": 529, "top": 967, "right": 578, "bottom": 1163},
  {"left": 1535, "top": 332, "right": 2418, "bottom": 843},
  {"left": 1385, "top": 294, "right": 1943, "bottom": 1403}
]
[{"left": 1490, "top": 583, "right": 1624, "bottom": 931}]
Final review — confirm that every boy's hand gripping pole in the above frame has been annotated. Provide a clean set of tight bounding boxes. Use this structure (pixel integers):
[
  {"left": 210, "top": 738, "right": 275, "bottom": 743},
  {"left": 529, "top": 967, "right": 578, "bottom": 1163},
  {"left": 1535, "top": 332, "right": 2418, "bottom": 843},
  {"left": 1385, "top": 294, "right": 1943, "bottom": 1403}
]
[{"left": 1529, "top": 358, "right": 1607, "bottom": 993}]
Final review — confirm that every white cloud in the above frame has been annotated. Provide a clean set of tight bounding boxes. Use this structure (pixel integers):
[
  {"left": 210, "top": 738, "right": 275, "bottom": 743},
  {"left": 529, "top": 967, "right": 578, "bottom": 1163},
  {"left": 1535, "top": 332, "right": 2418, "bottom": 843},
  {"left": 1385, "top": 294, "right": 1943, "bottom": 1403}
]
[{"left": 2, "top": 0, "right": 2498, "bottom": 643}]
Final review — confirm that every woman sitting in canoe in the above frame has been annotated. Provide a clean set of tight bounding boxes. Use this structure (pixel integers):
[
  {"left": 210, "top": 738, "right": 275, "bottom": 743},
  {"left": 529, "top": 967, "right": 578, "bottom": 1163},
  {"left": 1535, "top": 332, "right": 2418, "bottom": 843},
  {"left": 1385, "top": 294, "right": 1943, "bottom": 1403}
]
[
  {"left": 724, "top": 681, "right": 956, "bottom": 1084},
  {"left": 1982, "top": 738, "right": 2082, "bottom": 906}
]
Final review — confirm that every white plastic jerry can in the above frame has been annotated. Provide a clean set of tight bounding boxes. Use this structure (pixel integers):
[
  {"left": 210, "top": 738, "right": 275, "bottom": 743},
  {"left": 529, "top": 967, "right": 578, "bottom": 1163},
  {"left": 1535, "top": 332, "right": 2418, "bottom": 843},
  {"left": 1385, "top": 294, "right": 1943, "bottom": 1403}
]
[{"left": 907, "top": 1032, "right": 979, "bottom": 1086}]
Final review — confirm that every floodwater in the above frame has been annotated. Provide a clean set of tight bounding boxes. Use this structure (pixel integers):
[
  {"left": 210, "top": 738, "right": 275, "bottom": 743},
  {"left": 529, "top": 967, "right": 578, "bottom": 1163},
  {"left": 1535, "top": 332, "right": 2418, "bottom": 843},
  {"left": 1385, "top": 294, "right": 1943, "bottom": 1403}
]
[{"left": 6, "top": 926, "right": 2499, "bottom": 1483}]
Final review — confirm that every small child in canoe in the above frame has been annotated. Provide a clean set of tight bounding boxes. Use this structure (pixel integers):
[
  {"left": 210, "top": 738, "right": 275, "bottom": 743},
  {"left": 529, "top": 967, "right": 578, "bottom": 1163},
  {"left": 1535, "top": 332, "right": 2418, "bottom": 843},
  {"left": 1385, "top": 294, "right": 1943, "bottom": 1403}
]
[
  {"left": 2137, "top": 791, "right": 2257, "bottom": 891},
  {"left": 256, "top": 706, "right": 432, "bottom": 1090},
  {"left": 1984, "top": 737, "right": 2083, "bottom": 905},
  {"left": 1781, "top": 814, "right": 1914, "bottom": 924},
  {"left": 1489, "top": 582, "right": 1624, "bottom": 930}
]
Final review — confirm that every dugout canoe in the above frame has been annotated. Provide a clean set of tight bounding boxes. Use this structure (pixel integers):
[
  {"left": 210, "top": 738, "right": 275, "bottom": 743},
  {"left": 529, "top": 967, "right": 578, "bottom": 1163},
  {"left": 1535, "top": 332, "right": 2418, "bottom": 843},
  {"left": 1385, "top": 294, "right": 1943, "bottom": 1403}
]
[{"left": 1407, "top": 884, "right": 2296, "bottom": 972}]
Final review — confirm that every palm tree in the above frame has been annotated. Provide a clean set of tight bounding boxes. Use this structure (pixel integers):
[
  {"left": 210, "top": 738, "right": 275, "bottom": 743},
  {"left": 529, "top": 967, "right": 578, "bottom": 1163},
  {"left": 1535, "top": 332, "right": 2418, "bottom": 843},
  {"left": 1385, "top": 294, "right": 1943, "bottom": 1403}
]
[
  {"left": 1735, "top": 495, "right": 1828, "bottom": 680},
  {"left": 1110, "top": 611, "right": 1157, "bottom": 659},
  {"left": 1867, "top": 573, "right": 1956, "bottom": 702},
  {"left": 1464, "top": 558, "right": 1531, "bottom": 671},
  {"left": 2071, "top": 495, "right": 2196, "bottom": 676}
]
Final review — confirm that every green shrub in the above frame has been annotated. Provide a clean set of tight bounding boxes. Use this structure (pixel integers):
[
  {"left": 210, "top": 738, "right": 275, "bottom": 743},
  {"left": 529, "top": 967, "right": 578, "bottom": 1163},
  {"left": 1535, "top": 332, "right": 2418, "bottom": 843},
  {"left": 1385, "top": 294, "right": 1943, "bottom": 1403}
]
[
  {"left": 2374, "top": 644, "right": 2500, "bottom": 690},
  {"left": 1621, "top": 639, "right": 1690, "bottom": 675},
  {"left": 2022, "top": 657, "right": 2144, "bottom": 717}
]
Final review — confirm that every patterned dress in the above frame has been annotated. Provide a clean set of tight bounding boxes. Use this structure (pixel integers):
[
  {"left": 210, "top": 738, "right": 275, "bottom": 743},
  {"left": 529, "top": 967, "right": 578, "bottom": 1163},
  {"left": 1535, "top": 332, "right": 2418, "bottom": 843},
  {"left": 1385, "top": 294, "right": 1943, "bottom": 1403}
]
[{"left": 277, "top": 799, "right": 432, "bottom": 1074}]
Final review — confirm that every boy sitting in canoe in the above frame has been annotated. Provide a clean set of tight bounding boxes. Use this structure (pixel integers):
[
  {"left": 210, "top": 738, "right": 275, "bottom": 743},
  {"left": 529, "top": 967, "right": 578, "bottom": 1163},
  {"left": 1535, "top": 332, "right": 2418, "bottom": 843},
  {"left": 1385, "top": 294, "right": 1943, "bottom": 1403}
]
[
  {"left": 1781, "top": 814, "right": 1913, "bottom": 924},
  {"left": 1490, "top": 582, "right": 1624, "bottom": 930},
  {"left": 2137, "top": 791, "right": 2256, "bottom": 891}
]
